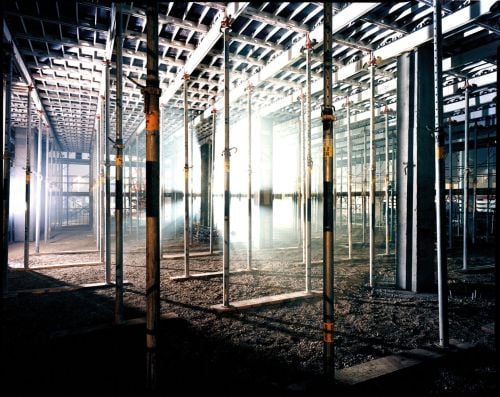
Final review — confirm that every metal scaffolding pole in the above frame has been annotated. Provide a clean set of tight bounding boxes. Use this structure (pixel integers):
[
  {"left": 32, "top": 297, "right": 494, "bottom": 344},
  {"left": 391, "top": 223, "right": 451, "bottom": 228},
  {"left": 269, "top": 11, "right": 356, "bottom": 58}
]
[
  {"left": 222, "top": 12, "right": 231, "bottom": 307},
  {"left": 24, "top": 86, "right": 33, "bottom": 269},
  {"left": 300, "top": 92, "right": 306, "bottom": 264},
  {"left": 362, "top": 129, "right": 367, "bottom": 244},
  {"left": 183, "top": 73, "right": 190, "bottom": 277},
  {"left": 35, "top": 113, "right": 43, "bottom": 253},
  {"left": 97, "top": 113, "right": 102, "bottom": 255},
  {"left": 384, "top": 106, "right": 390, "bottom": 255},
  {"left": 144, "top": 2, "right": 161, "bottom": 390},
  {"left": 128, "top": 145, "right": 133, "bottom": 233},
  {"left": 322, "top": 1, "right": 335, "bottom": 375},
  {"left": 448, "top": 119, "right": 453, "bottom": 249},
  {"left": 209, "top": 107, "right": 216, "bottom": 254},
  {"left": 190, "top": 117, "right": 194, "bottom": 243},
  {"left": 44, "top": 127, "right": 50, "bottom": 242},
  {"left": 305, "top": 34, "right": 312, "bottom": 293},
  {"left": 58, "top": 151, "right": 62, "bottom": 228},
  {"left": 433, "top": 0, "right": 449, "bottom": 348},
  {"left": 104, "top": 60, "right": 111, "bottom": 284},
  {"left": 391, "top": 131, "right": 396, "bottom": 242},
  {"left": 462, "top": 81, "right": 470, "bottom": 271},
  {"left": 136, "top": 132, "right": 140, "bottom": 238},
  {"left": 2, "top": 43, "right": 13, "bottom": 295},
  {"left": 486, "top": 127, "right": 491, "bottom": 240},
  {"left": 99, "top": 109, "right": 105, "bottom": 263},
  {"left": 346, "top": 97, "right": 352, "bottom": 259},
  {"left": 114, "top": 2, "right": 124, "bottom": 323},
  {"left": 472, "top": 122, "right": 477, "bottom": 244},
  {"left": 297, "top": 96, "right": 303, "bottom": 250},
  {"left": 66, "top": 151, "right": 69, "bottom": 226},
  {"left": 369, "top": 56, "right": 376, "bottom": 287},
  {"left": 247, "top": 82, "right": 253, "bottom": 271}
]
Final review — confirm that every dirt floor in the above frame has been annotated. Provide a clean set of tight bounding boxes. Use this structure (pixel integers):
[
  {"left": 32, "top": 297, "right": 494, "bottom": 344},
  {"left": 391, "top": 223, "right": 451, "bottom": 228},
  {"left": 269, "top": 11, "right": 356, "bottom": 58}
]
[{"left": 1, "top": 223, "right": 497, "bottom": 395}]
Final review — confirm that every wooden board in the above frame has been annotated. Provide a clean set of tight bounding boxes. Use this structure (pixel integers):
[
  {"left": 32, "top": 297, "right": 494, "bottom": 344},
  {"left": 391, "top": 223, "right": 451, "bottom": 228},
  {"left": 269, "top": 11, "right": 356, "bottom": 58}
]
[
  {"left": 10, "top": 261, "right": 103, "bottom": 271},
  {"left": 162, "top": 250, "right": 222, "bottom": 259},
  {"left": 32, "top": 250, "right": 99, "bottom": 256},
  {"left": 211, "top": 291, "right": 317, "bottom": 312},
  {"left": 49, "top": 312, "right": 178, "bottom": 339},
  {"left": 335, "top": 348, "right": 444, "bottom": 385},
  {"left": 170, "top": 268, "right": 250, "bottom": 281},
  {"left": 7, "top": 281, "right": 131, "bottom": 297}
]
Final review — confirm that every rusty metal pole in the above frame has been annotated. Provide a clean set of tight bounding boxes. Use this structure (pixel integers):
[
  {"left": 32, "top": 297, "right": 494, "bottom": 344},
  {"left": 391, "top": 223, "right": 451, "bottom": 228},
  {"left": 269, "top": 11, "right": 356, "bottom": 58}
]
[
  {"left": 433, "top": 0, "right": 449, "bottom": 348},
  {"left": 346, "top": 97, "right": 352, "bottom": 259},
  {"left": 448, "top": 119, "right": 453, "bottom": 249},
  {"left": 44, "top": 126, "right": 50, "bottom": 242},
  {"left": 472, "top": 122, "right": 477, "bottom": 245},
  {"left": 144, "top": 1, "right": 161, "bottom": 390},
  {"left": 96, "top": 114, "right": 102, "bottom": 254},
  {"left": 297, "top": 93, "right": 303, "bottom": 251},
  {"left": 362, "top": 128, "right": 367, "bottom": 245},
  {"left": 384, "top": 106, "right": 390, "bottom": 255},
  {"left": 322, "top": 1, "right": 335, "bottom": 375},
  {"left": 183, "top": 73, "right": 190, "bottom": 277},
  {"left": 247, "top": 82, "right": 253, "bottom": 271},
  {"left": 114, "top": 2, "right": 124, "bottom": 323},
  {"left": 300, "top": 92, "right": 306, "bottom": 264},
  {"left": 2, "top": 43, "right": 13, "bottom": 295},
  {"left": 35, "top": 112, "right": 43, "bottom": 253},
  {"left": 462, "top": 81, "right": 470, "bottom": 271},
  {"left": 369, "top": 55, "right": 376, "bottom": 287},
  {"left": 209, "top": 107, "right": 216, "bottom": 254},
  {"left": 305, "top": 34, "right": 312, "bottom": 293},
  {"left": 43, "top": 126, "right": 50, "bottom": 244},
  {"left": 222, "top": 12, "right": 231, "bottom": 307},
  {"left": 136, "top": 132, "right": 140, "bottom": 239},
  {"left": 24, "top": 86, "right": 33, "bottom": 269},
  {"left": 99, "top": 108, "right": 105, "bottom": 263},
  {"left": 104, "top": 61, "right": 111, "bottom": 284}
]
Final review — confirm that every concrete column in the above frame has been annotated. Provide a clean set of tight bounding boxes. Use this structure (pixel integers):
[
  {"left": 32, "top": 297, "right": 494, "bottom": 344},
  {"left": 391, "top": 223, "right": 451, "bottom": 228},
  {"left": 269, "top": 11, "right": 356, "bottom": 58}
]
[{"left": 396, "top": 44, "right": 435, "bottom": 292}]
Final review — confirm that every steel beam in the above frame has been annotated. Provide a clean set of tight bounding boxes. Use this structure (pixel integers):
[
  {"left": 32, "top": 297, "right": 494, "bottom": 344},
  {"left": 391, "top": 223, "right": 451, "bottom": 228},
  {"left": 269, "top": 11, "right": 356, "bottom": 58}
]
[{"left": 161, "top": 3, "right": 249, "bottom": 106}]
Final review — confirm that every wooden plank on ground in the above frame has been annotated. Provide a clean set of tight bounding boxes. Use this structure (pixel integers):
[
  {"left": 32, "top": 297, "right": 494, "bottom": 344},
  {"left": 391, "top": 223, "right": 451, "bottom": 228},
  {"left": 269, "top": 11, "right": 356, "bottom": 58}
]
[
  {"left": 170, "top": 268, "right": 250, "bottom": 281},
  {"left": 49, "top": 312, "right": 178, "bottom": 339},
  {"left": 32, "top": 250, "right": 99, "bottom": 256},
  {"left": 211, "top": 291, "right": 316, "bottom": 312},
  {"left": 163, "top": 250, "right": 222, "bottom": 259},
  {"left": 9, "top": 281, "right": 131, "bottom": 297},
  {"left": 335, "top": 348, "right": 444, "bottom": 385},
  {"left": 10, "top": 261, "right": 103, "bottom": 271}
]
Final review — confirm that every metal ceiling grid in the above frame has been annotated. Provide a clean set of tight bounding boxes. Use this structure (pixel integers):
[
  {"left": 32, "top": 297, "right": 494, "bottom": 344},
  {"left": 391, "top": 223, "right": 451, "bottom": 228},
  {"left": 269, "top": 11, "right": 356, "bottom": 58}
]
[{"left": 3, "top": 1, "right": 499, "bottom": 154}]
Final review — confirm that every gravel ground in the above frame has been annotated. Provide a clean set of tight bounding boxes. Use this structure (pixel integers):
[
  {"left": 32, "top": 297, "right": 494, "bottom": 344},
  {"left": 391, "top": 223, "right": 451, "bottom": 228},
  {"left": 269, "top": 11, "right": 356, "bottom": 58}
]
[{"left": 2, "top": 225, "right": 497, "bottom": 395}]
